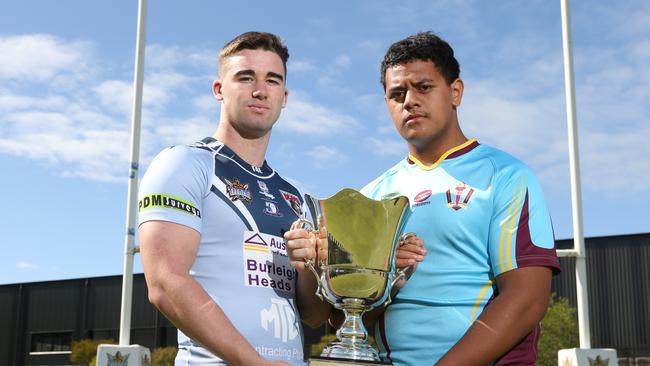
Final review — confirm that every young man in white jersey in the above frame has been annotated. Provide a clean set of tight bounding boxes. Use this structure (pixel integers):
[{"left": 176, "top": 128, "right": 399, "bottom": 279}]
[
  {"left": 286, "top": 32, "right": 560, "bottom": 365},
  {"left": 138, "top": 32, "right": 328, "bottom": 365}
]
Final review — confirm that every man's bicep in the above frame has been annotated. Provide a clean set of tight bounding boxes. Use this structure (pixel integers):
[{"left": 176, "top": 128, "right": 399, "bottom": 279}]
[
  {"left": 139, "top": 220, "right": 201, "bottom": 278},
  {"left": 495, "top": 266, "right": 552, "bottom": 302}
]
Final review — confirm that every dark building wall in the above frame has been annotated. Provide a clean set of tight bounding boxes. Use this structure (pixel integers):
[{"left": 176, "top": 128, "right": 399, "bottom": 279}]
[
  {"left": 552, "top": 233, "right": 650, "bottom": 357},
  {"left": 0, "top": 275, "right": 176, "bottom": 366}
]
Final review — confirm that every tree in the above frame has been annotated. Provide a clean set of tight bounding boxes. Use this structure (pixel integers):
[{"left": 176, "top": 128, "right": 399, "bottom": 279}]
[
  {"left": 70, "top": 339, "right": 114, "bottom": 366},
  {"left": 537, "top": 294, "right": 579, "bottom": 366},
  {"left": 152, "top": 346, "right": 178, "bottom": 366}
]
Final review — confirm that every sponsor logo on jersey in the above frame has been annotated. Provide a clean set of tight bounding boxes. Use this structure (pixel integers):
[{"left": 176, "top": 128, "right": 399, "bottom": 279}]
[
  {"left": 243, "top": 231, "right": 294, "bottom": 293},
  {"left": 413, "top": 189, "right": 432, "bottom": 207},
  {"left": 446, "top": 182, "right": 475, "bottom": 210},
  {"left": 279, "top": 190, "right": 302, "bottom": 217},
  {"left": 225, "top": 177, "right": 253, "bottom": 203},
  {"left": 257, "top": 180, "right": 276, "bottom": 200},
  {"left": 264, "top": 201, "right": 283, "bottom": 217},
  {"left": 139, "top": 193, "right": 201, "bottom": 218},
  {"left": 251, "top": 165, "right": 263, "bottom": 174},
  {"left": 260, "top": 298, "right": 299, "bottom": 342}
]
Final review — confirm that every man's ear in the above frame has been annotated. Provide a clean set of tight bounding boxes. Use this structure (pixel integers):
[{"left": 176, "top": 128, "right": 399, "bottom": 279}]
[
  {"left": 282, "top": 88, "right": 288, "bottom": 108},
  {"left": 451, "top": 78, "right": 464, "bottom": 107},
  {"left": 213, "top": 80, "right": 224, "bottom": 101}
]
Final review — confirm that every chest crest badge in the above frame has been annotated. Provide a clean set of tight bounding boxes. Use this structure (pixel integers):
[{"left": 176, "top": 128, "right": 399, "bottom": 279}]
[
  {"left": 280, "top": 190, "right": 302, "bottom": 217},
  {"left": 446, "top": 182, "right": 474, "bottom": 210},
  {"left": 225, "top": 177, "right": 252, "bottom": 203}
]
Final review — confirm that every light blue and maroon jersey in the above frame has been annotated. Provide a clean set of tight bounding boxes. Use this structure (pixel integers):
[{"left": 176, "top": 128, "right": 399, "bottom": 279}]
[
  {"left": 138, "top": 137, "right": 306, "bottom": 365},
  {"left": 361, "top": 139, "right": 560, "bottom": 366}
]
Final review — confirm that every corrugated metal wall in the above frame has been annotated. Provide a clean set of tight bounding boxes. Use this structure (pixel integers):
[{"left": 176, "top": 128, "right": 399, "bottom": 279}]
[
  {"left": 0, "top": 274, "right": 176, "bottom": 366},
  {"left": 553, "top": 233, "right": 650, "bottom": 357}
]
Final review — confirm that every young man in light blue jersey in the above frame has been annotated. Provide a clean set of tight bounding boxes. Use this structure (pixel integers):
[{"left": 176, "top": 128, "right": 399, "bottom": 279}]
[
  {"left": 287, "top": 32, "right": 560, "bottom": 365},
  {"left": 138, "top": 32, "right": 328, "bottom": 366}
]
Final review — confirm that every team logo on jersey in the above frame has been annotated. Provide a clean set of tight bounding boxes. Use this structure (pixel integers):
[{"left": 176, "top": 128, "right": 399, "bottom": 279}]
[
  {"left": 225, "top": 177, "right": 252, "bottom": 203},
  {"left": 280, "top": 190, "right": 302, "bottom": 217},
  {"left": 257, "top": 180, "right": 276, "bottom": 200},
  {"left": 446, "top": 182, "right": 474, "bottom": 210},
  {"left": 264, "top": 201, "right": 283, "bottom": 217},
  {"left": 260, "top": 298, "right": 299, "bottom": 342},
  {"left": 413, "top": 189, "right": 432, "bottom": 207}
]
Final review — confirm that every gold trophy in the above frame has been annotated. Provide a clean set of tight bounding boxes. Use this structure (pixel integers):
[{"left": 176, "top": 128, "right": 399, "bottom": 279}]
[{"left": 297, "top": 188, "right": 412, "bottom": 365}]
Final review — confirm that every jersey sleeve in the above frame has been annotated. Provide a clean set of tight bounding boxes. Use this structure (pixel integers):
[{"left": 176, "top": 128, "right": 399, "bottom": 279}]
[
  {"left": 137, "top": 145, "right": 210, "bottom": 234},
  {"left": 488, "top": 163, "right": 560, "bottom": 277}
]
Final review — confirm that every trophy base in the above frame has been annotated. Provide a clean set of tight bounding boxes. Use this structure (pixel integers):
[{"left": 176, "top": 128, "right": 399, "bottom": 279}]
[{"left": 308, "top": 356, "right": 392, "bottom": 365}]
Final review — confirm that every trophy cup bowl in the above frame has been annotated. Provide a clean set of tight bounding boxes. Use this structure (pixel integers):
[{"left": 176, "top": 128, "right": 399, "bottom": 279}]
[{"left": 298, "top": 188, "right": 412, "bottom": 364}]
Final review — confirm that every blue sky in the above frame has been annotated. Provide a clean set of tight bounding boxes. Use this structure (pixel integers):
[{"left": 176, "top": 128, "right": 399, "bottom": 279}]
[{"left": 1, "top": 0, "right": 648, "bottom": 285}]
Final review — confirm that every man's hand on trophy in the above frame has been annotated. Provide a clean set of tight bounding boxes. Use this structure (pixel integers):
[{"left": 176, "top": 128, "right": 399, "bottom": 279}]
[
  {"left": 394, "top": 233, "right": 427, "bottom": 289},
  {"left": 284, "top": 221, "right": 318, "bottom": 272}
]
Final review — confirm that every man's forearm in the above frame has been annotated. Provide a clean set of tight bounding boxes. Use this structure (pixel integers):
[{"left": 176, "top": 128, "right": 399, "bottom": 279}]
[
  {"left": 151, "top": 273, "right": 263, "bottom": 366},
  {"left": 296, "top": 270, "right": 331, "bottom": 328},
  {"left": 436, "top": 267, "right": 551, "bottom": 365}
]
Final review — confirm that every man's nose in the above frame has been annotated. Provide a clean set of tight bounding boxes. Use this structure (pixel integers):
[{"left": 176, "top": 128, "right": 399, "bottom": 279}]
[
  {"left": 403, "top": 89, "right": 419, "bottom": 108},
  {"left": 252, "top": 82, "right": 267, "bottom": 99}
]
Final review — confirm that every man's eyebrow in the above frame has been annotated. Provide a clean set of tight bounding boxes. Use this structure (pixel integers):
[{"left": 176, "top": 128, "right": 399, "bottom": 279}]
[
  {"left": 232, "top": 69, "right": 284, "bottom": 82},
  {"left": 414, "top": 78, "right": 434, "bottom": 85},
  {"left": 267, "top": 71, "right": 284, "bottom": 82},
  {"left": 386, "top": 85, "right": 406, "bottom": 93},
  {"left": 233, "top": 69, "right": 255, "bottom": 78}
]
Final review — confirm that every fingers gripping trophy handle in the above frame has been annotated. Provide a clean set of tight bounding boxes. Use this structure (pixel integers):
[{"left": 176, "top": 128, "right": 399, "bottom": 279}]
[
  {"left": 295, "top": 218, "right": 324, "bottom": 301},
  {"left": 386, "top": 232, "right": 417, "bottom": 306}
]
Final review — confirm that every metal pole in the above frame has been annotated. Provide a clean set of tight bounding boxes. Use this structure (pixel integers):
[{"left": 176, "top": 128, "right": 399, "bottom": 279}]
[
  {"left": 560, "top": 0, "right": 591, "bottom": 348},
  {"left": 119, "top": 0, "right": 148, "bottom": 346}
]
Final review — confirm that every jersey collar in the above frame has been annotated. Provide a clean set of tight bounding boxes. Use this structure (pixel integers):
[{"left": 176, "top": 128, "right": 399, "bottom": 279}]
[
  {"left": 201, "top": 137, "right": 274, "bottom": 176},
  {"left": 407, "top": 138, "right": 479, "bottom": 171}
]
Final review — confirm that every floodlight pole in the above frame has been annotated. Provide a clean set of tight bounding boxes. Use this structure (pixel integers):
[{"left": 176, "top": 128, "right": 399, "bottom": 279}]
[
  {"left": 559, "top": 0, "right": 591, "bottom": 348},
  {"left": 119, "top": 0, "right": 148, "bottom": 346}
]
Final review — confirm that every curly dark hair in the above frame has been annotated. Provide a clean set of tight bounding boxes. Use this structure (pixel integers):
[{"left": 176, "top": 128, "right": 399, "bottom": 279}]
[
  {"left": 219, "top": 31, "right": 289, "bottom": 76},
  {"left": 380, "top": 31, "right": 460, "bottom": 89}
]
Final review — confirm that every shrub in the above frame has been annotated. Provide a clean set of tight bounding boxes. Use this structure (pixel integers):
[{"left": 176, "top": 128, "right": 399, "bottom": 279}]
[
  {"left": 152, "top": 346, "right": 178, "bottom": 366},
  {"left": 70, "top": 338, "right": 114, "bottom": 366},
  {"left": 537, "top": 294, "right": 579, "bottom": 366}
]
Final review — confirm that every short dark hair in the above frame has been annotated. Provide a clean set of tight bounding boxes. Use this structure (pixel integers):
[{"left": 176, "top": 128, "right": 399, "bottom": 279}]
[
  {"left": 219, "top": 31, "right": 289, "bottom": 76},
  {"left": 380, "top": 31, "right": 460, "bottom": 89}
]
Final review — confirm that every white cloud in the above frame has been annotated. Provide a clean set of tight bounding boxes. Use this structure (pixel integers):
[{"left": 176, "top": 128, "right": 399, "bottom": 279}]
[
  {"left": 334, "top": 55, "right": 351, "bottom": 68},
  {"left": 94, "top": 80, "right": 133, "bottom": 116},
  {"left": 0, "top": 34, "right": 91, "bottom": 82},
  {"left": 0, "top": 92, "right": 67, "bottom": 111},
  {"left": 0, "top": 35, "right": 219, "bottom": 182},
  {"left": 366, "top": 137, "right": 405, "bottom": 157},
  {"left": 17, "top": 261, "right": 39, "bottom": 270},
  {"left": 305, "top": 145, "right": 347, "bottom": 168},
  {"left": 146, "top": 43, "right": 215, "bottom": 72},
  {"left": 279, "top": 91, "right": 361, "bottom": 135},
  {"left": 289, "top": 60, "right": 316, "bottom": 73}
]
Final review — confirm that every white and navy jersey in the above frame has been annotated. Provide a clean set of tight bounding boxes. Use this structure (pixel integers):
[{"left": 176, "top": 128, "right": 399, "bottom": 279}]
[{"left": 138, "top": 137, "right": 306, "bottom": 365}]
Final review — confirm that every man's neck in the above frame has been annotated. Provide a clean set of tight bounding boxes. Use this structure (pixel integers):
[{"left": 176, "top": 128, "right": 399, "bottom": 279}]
[
  {"left": 409, "top": 133, "right": 468, "bottom": 166},
  {"left": 213, "top": 127, "right": 270, "bottom": 167}
]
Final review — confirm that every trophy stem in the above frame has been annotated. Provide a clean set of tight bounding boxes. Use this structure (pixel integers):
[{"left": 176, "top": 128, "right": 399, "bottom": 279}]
[
  {"left": 337, "top": 298, "right": 368, "bottom": 343},
  {"left": 321, "top": 298, "right": 379, "bottom": 361}
]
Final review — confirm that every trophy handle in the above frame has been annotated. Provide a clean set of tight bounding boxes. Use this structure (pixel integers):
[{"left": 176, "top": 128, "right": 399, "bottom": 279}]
[
  {"left": 295, "top": 218, "right": 324, "bottom": 301},
  {"left": 385, "top": 232, "right": 417, "bottom": 306}
]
